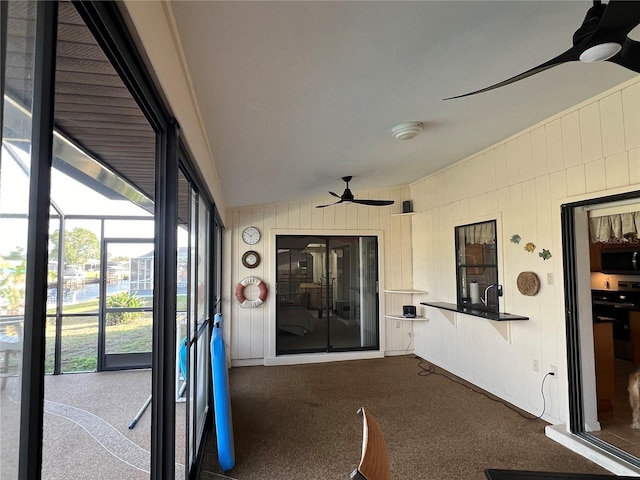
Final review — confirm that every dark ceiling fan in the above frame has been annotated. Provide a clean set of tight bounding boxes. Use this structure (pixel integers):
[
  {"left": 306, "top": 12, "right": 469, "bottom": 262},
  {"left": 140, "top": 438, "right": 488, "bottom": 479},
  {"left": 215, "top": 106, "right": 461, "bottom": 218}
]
[
  {"left": 316, "top": 176, "right": 394, "bottom": 208},
  {"left": 445, "top": 0, "right": 640, "bottom": 100}
]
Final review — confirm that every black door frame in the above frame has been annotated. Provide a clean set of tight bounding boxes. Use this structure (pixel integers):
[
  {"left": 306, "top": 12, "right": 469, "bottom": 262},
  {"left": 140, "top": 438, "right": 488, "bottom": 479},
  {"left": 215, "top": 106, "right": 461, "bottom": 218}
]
[
  {"left": 19, "top": 2, "right": 58, "bottom": 477},
  {"left": 562, "top": 189, "right": 640, "bottom": 467},
  {"left": 275, "top": 234, "right": 381, "bottom": 355},
  {"left": 11, "top": 1, "right": 221, "bottom": 477}
]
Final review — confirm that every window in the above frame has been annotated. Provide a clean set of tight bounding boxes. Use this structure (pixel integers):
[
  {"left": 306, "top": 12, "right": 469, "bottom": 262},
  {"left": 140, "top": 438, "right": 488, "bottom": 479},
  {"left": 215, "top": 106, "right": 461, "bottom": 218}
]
[{"left": 455, "top": 220, "right": 500, "bottom": 313}]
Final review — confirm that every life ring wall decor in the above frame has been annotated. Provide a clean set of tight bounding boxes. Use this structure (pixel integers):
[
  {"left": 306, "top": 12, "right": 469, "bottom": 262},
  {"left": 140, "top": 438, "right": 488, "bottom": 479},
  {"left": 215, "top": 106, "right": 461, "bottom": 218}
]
[{"left": 235, "top": 276, "right": 268, "bottom": 308}]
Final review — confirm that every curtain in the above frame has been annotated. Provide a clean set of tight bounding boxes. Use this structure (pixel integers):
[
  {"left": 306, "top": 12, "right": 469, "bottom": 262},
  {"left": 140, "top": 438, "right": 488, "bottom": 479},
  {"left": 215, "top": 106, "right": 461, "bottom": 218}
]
[
  {"left": 464, "top": 223, "right": 495, "bottom": 245},
  {"left": 589, "top": 211, "right": 640, "bottom": 243}
]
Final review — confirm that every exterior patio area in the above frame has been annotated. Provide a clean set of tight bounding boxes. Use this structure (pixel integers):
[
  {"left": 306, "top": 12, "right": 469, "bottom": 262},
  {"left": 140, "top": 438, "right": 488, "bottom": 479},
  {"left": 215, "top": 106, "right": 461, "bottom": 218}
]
[{"left": 1, "top": 369, "right": 189, "bottom": 480}]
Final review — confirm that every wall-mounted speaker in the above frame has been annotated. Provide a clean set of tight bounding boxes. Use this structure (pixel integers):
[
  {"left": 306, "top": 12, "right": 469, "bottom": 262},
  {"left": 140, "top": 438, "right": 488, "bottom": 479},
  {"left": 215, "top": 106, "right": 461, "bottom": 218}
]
[
  {"left": 402, "top": 200, "right": 413, "bottom": 213},
  {"left": 403, "top": 305, "right": 416, "bottom": 318}
]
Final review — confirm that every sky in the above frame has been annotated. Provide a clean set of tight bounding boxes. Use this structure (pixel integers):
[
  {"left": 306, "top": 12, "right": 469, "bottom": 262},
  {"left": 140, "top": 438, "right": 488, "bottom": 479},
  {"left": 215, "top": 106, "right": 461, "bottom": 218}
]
[{"left": 1, "top": 142, "right": 159, "bottom": 257}]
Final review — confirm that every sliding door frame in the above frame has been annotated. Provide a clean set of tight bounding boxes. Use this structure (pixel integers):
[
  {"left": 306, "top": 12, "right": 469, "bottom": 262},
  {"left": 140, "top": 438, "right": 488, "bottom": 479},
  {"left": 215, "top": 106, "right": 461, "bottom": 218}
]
[
  {"left": 19, "top": 2, "right": 58, "bottom": 477},
  {"left": 62, "top": 2, "right": 181, "bottom": 478},
  {"left": 562, "top": 189, "right": 640, "bottom": 468},
  {"left": 12, "top": 1, "right": 222, "bottom": 477},
  {"left": 267, "top": 229, "right": 386, "bottom": 364}
]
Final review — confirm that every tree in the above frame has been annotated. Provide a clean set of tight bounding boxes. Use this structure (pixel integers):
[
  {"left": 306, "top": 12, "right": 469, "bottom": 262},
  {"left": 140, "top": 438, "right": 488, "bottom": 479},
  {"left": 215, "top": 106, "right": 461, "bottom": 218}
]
[
  {"left": 0, "top": 251, "right": 27, "bottom": 315},
  {"left": 50, "top": 228, "right": 100, "bottom": 267},
  {"left": 4, "top": 247, "right": 25, "bottom": 261}
]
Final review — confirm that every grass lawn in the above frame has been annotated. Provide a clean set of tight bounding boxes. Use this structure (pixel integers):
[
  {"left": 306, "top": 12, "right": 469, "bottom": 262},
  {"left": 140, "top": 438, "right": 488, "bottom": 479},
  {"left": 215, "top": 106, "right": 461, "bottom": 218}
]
[
  {"left": 41, "top": 294, "right": 186, "bottom": 373},
  {"left": 45, "top": 314, "right": 152, "bottom": 373},
  {"left": 47, "top": 295, "right": 187, "bottom": 314},
  {"left": 47, "top": 298, "right": 99, "bottom": 315}
]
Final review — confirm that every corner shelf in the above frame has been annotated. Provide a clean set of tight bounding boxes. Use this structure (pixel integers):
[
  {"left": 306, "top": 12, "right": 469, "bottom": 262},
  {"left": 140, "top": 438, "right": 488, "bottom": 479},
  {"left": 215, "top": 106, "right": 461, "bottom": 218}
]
[
  {"left": 384, "top": 314, "right": 427, "bottom": 321},
  {"left": 384, "top": 289, "right": 428, "bottom": 321},
  {"left": 384, "top": 289, "right": 428, "bottom": 294}
]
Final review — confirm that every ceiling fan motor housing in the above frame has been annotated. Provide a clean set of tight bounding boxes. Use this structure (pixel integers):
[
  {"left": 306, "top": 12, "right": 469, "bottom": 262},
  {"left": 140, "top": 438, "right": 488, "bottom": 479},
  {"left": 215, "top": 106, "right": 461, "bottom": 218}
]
[
  {"left": 315, "top": 176, "right": 394, "bottom": 208},
  {"left": 445, "top": 0, "right": 640, "bottom": 99}
]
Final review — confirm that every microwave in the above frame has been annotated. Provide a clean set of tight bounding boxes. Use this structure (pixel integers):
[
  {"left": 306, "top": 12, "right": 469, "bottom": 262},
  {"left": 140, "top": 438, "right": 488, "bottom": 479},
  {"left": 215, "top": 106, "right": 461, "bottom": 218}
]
[{"left": 601, "top": 248, "right": 640, "bottom": 274}]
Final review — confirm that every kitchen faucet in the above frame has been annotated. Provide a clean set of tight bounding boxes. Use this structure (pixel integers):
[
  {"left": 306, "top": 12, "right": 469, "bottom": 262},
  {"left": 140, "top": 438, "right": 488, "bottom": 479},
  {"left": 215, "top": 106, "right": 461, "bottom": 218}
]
[{"left": 481, "top": 284, "right": 495, "bottom": 306}]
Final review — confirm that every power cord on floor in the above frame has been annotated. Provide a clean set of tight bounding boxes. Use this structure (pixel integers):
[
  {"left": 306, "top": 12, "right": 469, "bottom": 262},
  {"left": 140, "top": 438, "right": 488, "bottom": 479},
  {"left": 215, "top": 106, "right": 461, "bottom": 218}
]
[
  {"left": 413, "top": 356, "right": 554, "bottom": 421},
  {"left": 404, "top": 324, "right": 415, "bottom": 356}
]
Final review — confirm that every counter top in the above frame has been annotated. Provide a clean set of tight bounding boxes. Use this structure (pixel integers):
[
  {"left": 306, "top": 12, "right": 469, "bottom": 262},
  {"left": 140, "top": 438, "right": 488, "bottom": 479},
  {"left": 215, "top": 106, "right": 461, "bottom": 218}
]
[{"left": 420, "top": 302, "right": 529, "bottom": 321}]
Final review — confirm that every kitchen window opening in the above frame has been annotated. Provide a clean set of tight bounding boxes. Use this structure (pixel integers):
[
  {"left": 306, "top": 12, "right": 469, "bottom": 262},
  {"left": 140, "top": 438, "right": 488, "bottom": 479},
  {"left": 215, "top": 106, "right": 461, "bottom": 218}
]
[{"left": 455, "top": 220, "right": 499, "bottom": 314}]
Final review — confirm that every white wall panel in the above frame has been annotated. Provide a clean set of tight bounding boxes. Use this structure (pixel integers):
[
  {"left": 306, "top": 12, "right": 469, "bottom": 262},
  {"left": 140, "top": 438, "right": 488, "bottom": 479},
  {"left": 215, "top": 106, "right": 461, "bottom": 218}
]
[
  {"left": 566, "top": 164, "right": 586, "bottom": 197},
  {"left": 262, "top": 205, "right": 277, "bottom": 358},
  {"left": 508, "top": 183, "right": 524, "bottom": 245},
  {"left": 408, "top": 77, "right": 640, "bottom": 424},
  {"left": 347, "top": 202, "right": 359, "bottom": 229},
  {"left": 605, "top": 151, "right": 630, "bottom": 189},
  {"left": 630, "top": 148, "right": 640, "bottom": 184},
  {"left": 288, "top": 203, "right": 300, "bottom": 229},
  {"left": 622, "top": 82, "right": 640, "bottom": 150},
  {"left": 324, "top": 204, "right": 335, "bottom": 230},
  {"left": 562, "top": 111, "right": 582, "bottom": 169},
  {"left": 549, "top": 170, "right": 568, "bottom": 200},
  {"left": 518, "top": 133, "right": 534, "bottom": 182},
  {"left": 228, "top": 185, "right": 410, "bottom": 361},
  {"left": 506, "top": 139, "right": 520, "bottom": 185},
  {"left": 600, "top": 92, "right": 626, "bottom": 158},
  {"left": 470, "top": 193, "right": 488, "bottom": 219},
  {"left": 486, "top": 191, "right": 499, "bottom": 214},
  {"left": 481, "top": 149, "right": 498, "bottom": 193},
  {"left": 497, "top": 187, "right": 510, "bottom": 217},
  {"left": 546, "top": 118, "right": 564, "bottom": 173},
  {"left": 276, "top": 203, "right": 288, "bottom": 229},
  {"left": 534, "top": 176, "right": 553, "bottom": 251},
  {"left": 311, "top": 201, "right": 324, "bottom": 229},
  {"left": 299, "top": 201, "right": 312, "bottom": 230},
  {"left": 579, "top": 102, "right": 603, "bottom": 164},
  {"left": 495, "top": 144, "right": 508, "bottom": 189},
  {"left": 368, "top": 200, "right": 381, "bottom": 230},
  {"left": 585, "top": 158, "right": 606, "bottom": 192},
  {"left": 531, "top": 126, "right": 548, "bottom": 178}
]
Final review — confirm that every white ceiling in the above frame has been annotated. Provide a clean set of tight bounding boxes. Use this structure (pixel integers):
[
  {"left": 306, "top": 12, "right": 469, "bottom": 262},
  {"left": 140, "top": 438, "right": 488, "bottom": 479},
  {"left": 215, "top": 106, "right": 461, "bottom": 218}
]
[{"left": 169, "top": 1, "right": 638, "bottom": 209}]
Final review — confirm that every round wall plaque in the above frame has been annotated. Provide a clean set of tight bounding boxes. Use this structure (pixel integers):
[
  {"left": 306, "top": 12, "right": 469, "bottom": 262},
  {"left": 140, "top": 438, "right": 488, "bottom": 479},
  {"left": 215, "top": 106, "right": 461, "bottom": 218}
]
[{"left": 517, "top": 271, "right": 540, "bottom": 296}]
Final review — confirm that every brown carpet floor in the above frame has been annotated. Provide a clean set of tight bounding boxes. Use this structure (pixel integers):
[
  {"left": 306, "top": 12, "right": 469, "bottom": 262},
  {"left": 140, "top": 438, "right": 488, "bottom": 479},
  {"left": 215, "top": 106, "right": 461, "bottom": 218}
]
[{"left": 201, "top": 356, "right": 610, "bottom": 480}]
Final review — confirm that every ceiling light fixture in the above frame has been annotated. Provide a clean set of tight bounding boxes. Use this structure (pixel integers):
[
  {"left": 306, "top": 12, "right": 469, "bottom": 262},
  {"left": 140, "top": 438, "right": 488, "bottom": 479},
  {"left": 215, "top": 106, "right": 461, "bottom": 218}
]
[
  {"left": 391, "top": 121, "right": 423, "bottom": 140},
  {"left": 579, "top": 42, "right": 622, "bottom": 62}
]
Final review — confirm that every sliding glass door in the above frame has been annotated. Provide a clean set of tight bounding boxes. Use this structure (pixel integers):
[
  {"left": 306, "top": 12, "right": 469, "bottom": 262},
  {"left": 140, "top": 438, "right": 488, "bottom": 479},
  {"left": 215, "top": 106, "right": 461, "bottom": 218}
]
[{"left": 276, "top": 235, "right": 379, "bottom": 355}]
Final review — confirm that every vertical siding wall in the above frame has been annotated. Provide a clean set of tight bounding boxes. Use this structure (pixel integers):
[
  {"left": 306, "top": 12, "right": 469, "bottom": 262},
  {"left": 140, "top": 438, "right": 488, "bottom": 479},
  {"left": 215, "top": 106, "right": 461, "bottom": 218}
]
[
  {"left": 410, "top": 77, "right": 640, "bottom": 422},
  {"left": 224, "top": 184, "right": 416, "bottom": 364}
]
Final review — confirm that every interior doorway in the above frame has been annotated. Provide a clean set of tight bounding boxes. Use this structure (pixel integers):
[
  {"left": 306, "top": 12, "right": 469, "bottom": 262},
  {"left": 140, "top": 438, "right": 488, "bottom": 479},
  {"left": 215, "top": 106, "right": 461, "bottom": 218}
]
[
  {"left": 563, "top": 191, "right": 640, "bottom": 465},
  {"left": 275, "top": 235, "right": 380, "bottom": 355}
]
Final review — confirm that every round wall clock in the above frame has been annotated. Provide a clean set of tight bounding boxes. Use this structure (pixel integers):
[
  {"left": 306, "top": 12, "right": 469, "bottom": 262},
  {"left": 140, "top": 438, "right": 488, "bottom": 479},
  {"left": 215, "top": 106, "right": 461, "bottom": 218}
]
[
  {"left": 242, "top": 226, "right": 261, "bottom": 245},
  {"left": 242, "top": 250, "right": 261, "bottom": 269}
]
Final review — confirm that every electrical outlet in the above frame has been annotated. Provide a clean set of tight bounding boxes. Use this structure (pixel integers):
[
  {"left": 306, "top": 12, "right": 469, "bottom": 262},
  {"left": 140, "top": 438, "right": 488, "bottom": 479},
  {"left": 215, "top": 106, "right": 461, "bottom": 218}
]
[
  {"left": 394, "top": 320, "right": 401, "bottom": 329},
  {"left": 550, "top": 365, "right": 557, "bottom": 376},
  {"left": 532, "top": 359, "right": 539, "bottom": 372}
]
